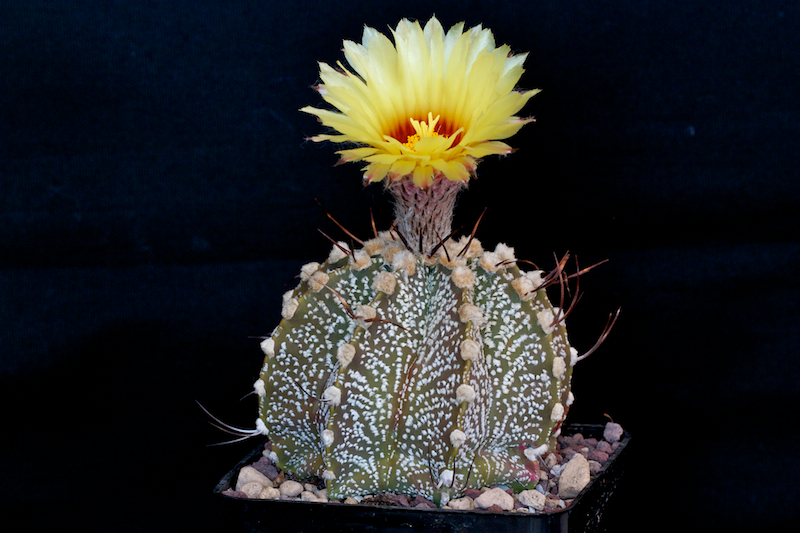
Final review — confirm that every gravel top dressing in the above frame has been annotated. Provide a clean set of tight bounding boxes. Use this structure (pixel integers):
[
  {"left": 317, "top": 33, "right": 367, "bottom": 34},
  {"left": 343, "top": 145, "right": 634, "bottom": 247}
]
[{"left": 220, "top": 422, "right": 625, "bottom": 514}]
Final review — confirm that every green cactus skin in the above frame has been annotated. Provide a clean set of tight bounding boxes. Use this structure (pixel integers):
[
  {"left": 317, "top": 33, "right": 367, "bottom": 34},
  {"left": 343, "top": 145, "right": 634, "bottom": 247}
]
[{"left": 255, "top": 233, "right": 575, "bottom": 504}]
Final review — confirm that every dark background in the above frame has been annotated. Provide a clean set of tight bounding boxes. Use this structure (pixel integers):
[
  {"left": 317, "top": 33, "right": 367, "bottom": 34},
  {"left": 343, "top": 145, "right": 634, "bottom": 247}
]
[{"left": 2, "top": 1, "right": 798, "bottom": 531}]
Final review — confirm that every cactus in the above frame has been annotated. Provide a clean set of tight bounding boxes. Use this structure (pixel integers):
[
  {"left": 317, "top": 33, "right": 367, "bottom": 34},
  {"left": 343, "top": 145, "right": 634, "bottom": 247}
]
[
  {"left": 240, "top": 16, "right": 616, "bottom": 506},
  {"left": 255, "top": 228, "right": 576, "bottom": 503}
]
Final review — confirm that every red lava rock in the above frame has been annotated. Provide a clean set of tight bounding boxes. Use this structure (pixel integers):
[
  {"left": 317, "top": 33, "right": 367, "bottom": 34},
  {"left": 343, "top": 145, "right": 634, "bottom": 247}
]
[
  {"left": 572, "top": 433, "right": 584, "bottom": 444},
  {"left": 411, "top": 495, "right": 436, "bottom": 509},
  {"left": 222, "top": 488, "right": 248, "bottom": 498},
  {"left": 603, "top": 422, "right": 624, "bottom": 443},
  {"left": 597, "top": 440, "right": 613, "bottom": 454},
  {"left": 388, "top": 493, "right": 410, "bottom": 507},
  {"left": 583, "top": 437, "right": 598, "bottom": 448},
  {"left": 250, "top": 456, "right": 280, "bottom": 480},
  {"left": 588, "top": 450, "right": 609, "bottom": 464},
  {"left": 486, "top": 504, "right": 505, "bottom": 512},
  {"left": 464, "top": 488, "right": 483, "bottom": 500},
  {"left": 563, "top": 448, "right": 578, "bottom": 461}
]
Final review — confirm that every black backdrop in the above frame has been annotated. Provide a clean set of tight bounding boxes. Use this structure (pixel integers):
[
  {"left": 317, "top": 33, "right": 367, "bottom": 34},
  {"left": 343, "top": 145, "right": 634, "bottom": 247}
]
[{"left": 2, "top": 1, "right": 798, "bottom": 531}]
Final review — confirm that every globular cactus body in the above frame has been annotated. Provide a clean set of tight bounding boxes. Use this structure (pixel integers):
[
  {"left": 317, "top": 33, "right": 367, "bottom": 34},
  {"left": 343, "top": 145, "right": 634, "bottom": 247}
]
[{"left": 256, "top": 234, "right": 575, "bottom": 503}]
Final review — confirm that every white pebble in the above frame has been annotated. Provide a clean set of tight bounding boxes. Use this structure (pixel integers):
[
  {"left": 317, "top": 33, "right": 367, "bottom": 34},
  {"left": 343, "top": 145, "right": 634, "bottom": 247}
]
[
  {"left": 240, "top": 481, "right": 265, "bottom": 499},
  {"left": 299, "top": 490, "right": 318, "bottom": 501},
  {"left": 474, "top": 487, "right": 514, "bottom": 511},
  {"left": 259, "top": 487, "right": 281, "bottom": 500},
  {"left": 448, "top": 496, "right": 474, "bottom": 510},
  {"left": 558, "top": 454, "right": 591, "bottom": 499},
  {"left": 279, "top": 480, "right": 304, "bottom": 497},
  {"left": 236, "top": 466, "right": 273, "bottom": 491},
  {"left": 518, "top": 489, "right": 546, "bottom": 510}
]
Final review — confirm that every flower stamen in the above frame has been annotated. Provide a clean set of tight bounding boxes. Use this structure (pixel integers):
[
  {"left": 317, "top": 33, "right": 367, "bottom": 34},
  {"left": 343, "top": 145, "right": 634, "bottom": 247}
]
[{"left": 403, "top": 113, "right": 441, "bottom": 151}]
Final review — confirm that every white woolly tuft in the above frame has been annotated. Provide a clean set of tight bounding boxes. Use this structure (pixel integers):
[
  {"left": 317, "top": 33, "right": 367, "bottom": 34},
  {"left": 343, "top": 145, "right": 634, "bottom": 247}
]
[
  {"left": 512, "top": 275, "right": 535, "bottom": 301},
  {"left": 437, "top": 469, "right": 454, "bottom": 489},
  {"left": 524, "top": 443, "right": 549, "bottom": 461},
  {"left": 458, "top": 303, "right": 485, "bottom": 326},
  {"left": 479, "top": 251, "right": 501, "bottom": 273},
  {"left": 337, "top": 343, "right": 356, "bottom": 367},
  {"left": 322, "top": 386, "right": 342, "bottom": 406},
  {"left": 459, "top": 339, "right": 481, "bottom": 361},
  {"left": 550, "top": 402, "right": 564, "bottom": 422},
  {"left": 328, "top": 241, "right": 349, "bottom": 263},
  {"left": 449, "top": 429, "right": 467, "bottom": 447},
  {"left": 391, "top": 250, "right": 416, "bottom": 275},
  {"left": 321, "top": 429, "right": 335, "bottom": 447},
  {"left": 260, "top": 337, "right": 275, "bottom": 357},
  {"left": 308, "top": 270, "right": 330, "bottom": 292},
  {"left": 494, "top": 243, "right": 516, "bottom": 266},
  {"left": 552, "top": 356, "right": 566, "bottom": 380},
  {"left": 456, "top": 384, "right": 476, "bottom": 404},
  {"left": 281, "top": 297, "right": 299, "bottom": 319},
  {"left": 451, "top": 265, "right": 475, "bottom": 288},
  {"left": 373, "top": 271, "right": 397, "bottom": 295},
  {"left": 362, "top": 237, "right": 385, "bottom": 256},
  {"left": 536, "top": 309, "right": 555, "bottom": 335},
  {"left": 526, "top": 270, "right": 545, "bottom": 287},
  {"left": 300, "top": 262, "right": 321, "bottom": 281},
  {"left": 350, "top": 249, "right": 371, "bottom": 270}
]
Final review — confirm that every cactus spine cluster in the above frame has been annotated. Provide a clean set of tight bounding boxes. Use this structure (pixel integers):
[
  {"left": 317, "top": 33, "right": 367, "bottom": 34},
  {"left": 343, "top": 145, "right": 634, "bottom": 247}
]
[{"left": 254, "top": 181, "right": 576, "bottom": 504}]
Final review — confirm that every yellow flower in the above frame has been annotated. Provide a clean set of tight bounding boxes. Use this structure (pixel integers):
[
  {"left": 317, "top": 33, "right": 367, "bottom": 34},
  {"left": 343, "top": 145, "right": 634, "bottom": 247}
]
[{"left": 301, "top": 16, "right": 539, "bottom": 188}]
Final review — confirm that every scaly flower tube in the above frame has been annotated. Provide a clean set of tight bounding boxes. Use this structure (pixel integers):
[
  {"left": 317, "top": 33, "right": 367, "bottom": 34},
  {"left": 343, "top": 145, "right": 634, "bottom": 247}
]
[{"left": 301, "top": 16, "right": 539, "bottom": 188}]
